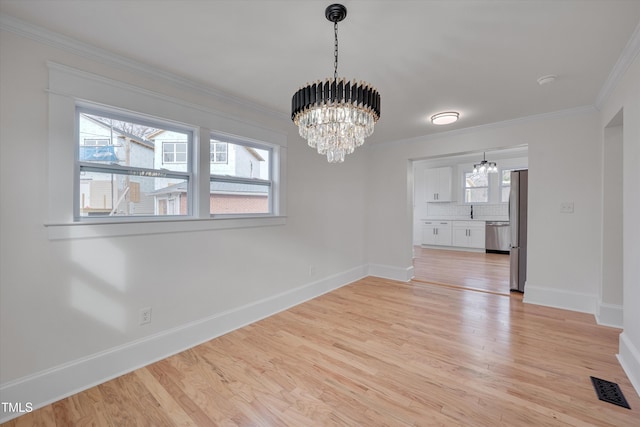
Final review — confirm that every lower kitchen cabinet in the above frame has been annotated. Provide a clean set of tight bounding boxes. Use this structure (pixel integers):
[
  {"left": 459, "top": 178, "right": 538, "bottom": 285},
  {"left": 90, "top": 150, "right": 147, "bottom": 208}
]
[
  {"left": 452, "top": 221, "right": 485, "bottom": 249},
  {"left": 421, "top": 221, "right": 452, "bottom": 246}
]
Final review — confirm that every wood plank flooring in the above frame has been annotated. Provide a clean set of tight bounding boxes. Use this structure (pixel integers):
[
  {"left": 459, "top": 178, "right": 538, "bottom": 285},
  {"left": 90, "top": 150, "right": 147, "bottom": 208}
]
[
  {"left": 413, "top": 247, "right": 511, "bottom": 295},
  {"left": 4, "top": 277, "right": 638, "bottom": 426}
]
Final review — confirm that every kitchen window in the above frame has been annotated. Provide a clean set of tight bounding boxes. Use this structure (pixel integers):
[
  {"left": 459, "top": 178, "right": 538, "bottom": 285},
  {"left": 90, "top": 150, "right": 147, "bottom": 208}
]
[
  {"left": 500, "top": 169, "right": 511, "bottom": 202},
  {"left": 464, "top": 171, "right": 489, "bottom": 203}
]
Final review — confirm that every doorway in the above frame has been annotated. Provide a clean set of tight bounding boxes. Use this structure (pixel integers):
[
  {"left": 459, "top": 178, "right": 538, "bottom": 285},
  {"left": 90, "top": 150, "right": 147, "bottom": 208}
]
[
  {"left": 599, "top": 110, "right": 623, "bottom": 326},
  {"left": 410, "top": 148, "right": 527, "bottom": 295}
]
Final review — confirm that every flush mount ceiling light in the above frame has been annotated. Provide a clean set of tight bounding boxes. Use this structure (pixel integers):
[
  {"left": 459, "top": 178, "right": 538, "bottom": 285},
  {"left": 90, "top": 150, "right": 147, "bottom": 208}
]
[
  {"left": 431, "top": 111, "right": 459, "bottom": 125},
  {"left": 291, "top": 3, "right": 381, "bottom": 163},
  {"left": 473, "top": 152, "right": 498, "bottom": 174}
]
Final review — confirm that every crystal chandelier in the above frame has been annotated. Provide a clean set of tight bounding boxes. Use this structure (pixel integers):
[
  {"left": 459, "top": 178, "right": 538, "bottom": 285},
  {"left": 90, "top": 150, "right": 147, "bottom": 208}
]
[
  {"left": 473, "top": 152, "right": 498, "bottom": 174},
  {"left": 291, "top": 4, "right": 381, "bottom": 163}
]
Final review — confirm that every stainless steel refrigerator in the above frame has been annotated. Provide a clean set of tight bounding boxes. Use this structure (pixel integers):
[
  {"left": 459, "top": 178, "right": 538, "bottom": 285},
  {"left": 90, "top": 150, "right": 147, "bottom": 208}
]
[{"left": 509, "top": 170, "right": 528, "bottom": 292}]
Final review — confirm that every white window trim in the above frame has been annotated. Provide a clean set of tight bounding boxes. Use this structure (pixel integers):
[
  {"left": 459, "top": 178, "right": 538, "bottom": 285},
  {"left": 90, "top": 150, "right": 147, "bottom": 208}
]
[{"left": 46, "top": 62, "right": 287, "bottom": 240}]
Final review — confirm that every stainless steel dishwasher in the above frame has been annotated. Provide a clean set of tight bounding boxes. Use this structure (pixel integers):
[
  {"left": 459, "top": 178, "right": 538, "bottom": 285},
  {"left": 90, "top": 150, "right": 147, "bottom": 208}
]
[{"left": 485, "top": 221, "right": 510, "bottom": 254}]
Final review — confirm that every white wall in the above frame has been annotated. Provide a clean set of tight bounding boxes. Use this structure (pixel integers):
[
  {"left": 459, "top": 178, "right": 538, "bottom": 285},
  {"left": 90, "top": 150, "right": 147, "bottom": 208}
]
[
  {"left": 0, "top": 27, "right": 368, "bottom": 418},
  {"left": 367, "top": 110, "right": 602, "bottom": 296},
  {"left": 601, "top": 49, "right": 640, "bottom": 396},
  {"left": 600, "top": 123, "right": 623, "bottom": 326}
]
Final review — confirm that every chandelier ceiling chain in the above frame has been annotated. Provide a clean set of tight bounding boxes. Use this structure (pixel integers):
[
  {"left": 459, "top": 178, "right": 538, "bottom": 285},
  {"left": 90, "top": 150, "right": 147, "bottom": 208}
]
[
  {"left": 291, "top": 3, "right": 381, "bottom": 163},
  {"left": 333, "top": 20, "right": 339, "bottom": 80}
]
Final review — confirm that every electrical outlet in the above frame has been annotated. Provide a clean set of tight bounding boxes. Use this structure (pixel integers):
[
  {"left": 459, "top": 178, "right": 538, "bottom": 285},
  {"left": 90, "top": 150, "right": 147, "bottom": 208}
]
[
  {"left": 560, "top": 201, "right": 574, "bottom": 213},
  {"left": 139, "top": 307, "right": 152, "bottom": 325},
  {"left": 309, "top": 265, "right": 316, "bottom": 277}
]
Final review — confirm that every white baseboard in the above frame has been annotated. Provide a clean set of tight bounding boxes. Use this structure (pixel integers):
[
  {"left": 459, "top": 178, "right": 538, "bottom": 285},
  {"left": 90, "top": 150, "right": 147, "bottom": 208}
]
[
  {"left": 368, "top": 263, "right": 414, "bottom": 282},
  {"left": 522, "top": 283, "right": 596, "bottom": 314},
  {"left": 0, "top": 265, "right": 367, "bottom": 423},
  {"left": 595, "top": 301, "right": 623, "bottom": 328},
  {"left": 420, "top": 245, "right": 486, "bottom": 253},
  {"left": 618, "top": 332, "right": 640, "bottom": 397}
]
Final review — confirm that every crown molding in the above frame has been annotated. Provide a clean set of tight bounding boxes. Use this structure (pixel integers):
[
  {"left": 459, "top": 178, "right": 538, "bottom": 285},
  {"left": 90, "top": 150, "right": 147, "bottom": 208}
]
[
  {"left": 596, "top": 20, "right": 640, "bottom": 108},
  {"left": 371, "top": 104, "right": 598, "bottom": 149},
  {"left": 0, "top": 13, "right": 288, "bottom": 121}
]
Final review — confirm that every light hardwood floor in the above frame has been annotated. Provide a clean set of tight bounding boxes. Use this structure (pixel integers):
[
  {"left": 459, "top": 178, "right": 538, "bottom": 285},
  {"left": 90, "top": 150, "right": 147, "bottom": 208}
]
[
  {"left": 4, "top": 276, "right": 638, "bottom": 426},
  {"left": 413, "top": 247, "right": 511, "bottom": 295}
]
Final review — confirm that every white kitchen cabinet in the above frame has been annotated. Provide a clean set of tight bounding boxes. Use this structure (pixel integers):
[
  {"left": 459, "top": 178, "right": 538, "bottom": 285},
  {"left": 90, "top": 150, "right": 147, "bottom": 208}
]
[
  {"left": 452, "top": 221, "right": 486, "bottom": 249},
  {"left": 421, "top": 221, "right": 452, "bottom": 246},
  {"left": 425, "top": 167, "right": 453, "bottom": 202}
]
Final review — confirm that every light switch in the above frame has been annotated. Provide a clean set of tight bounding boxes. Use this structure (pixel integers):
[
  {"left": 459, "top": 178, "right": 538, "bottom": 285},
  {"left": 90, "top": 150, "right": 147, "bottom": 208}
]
[{"left": 560, "top": 201, "right": 574, "bottom": 213}]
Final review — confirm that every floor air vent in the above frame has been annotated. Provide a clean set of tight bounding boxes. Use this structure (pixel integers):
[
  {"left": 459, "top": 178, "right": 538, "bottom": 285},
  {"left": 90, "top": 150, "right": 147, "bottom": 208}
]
[{"left": 590, "top": 376, "right": 631, "bottom": 409}]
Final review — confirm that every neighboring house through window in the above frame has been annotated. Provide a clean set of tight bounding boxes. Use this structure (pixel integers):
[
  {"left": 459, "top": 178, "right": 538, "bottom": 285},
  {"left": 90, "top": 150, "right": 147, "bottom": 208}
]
[
  {"left": 77, "top": 109, "right": 191, "bottom": 218},
  {"left": 209, "top": 135, "right": 272, "bottom": 215},
  {"left": 83, "top": 138, "right": 110, "bottom": 146}
]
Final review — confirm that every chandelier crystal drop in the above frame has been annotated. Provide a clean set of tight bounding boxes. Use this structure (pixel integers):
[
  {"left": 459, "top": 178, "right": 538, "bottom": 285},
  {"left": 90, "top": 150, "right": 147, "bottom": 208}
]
[{"left": 291, "top": 4, "right": 381, "bottom": 163}]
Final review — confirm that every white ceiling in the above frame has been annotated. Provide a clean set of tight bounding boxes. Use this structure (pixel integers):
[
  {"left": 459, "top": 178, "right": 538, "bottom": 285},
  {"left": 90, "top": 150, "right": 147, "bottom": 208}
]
[{"left": 1, "top": 0, "right": 639, "bottom": 145}]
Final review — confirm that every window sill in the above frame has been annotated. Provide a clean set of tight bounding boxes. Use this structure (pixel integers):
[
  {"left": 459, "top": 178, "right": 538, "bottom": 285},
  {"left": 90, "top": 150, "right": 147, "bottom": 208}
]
[{"left": 45, "top": 216, "right": 287, "bottom": 240}]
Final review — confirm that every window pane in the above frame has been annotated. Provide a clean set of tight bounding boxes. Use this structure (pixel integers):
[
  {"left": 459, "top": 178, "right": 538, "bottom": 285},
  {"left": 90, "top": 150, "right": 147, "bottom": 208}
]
[
  {"left": 78, "top": 113, "right": 189, "bottom": 172},
  {"left": 465, "top": 188, "right": 488, "bottom": 203},
  {"left": 210, "top": 140, "right": 270, "bottom": 179},
  {"left": 78, "top": 170, "right": 188, "bottom": 217},
  {"left": 502, "top": 170, "right": 511, "bottom": 185},
  {"left": 78, "top": 110, "right": 192, "bottom": 219},
  {"left": 209, "top": 182, "right": 270, "bottom": 215},
  {"left": 465, "top": 172, "right": 488, "bottom": 187},
  {"left": 210, "top": 138, "right": 272, "bottom": 215}
]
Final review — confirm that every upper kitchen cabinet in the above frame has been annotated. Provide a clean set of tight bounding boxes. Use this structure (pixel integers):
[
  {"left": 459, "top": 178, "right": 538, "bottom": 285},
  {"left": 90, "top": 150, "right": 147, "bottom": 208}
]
[{"left": 425, "top": 167, "right": 453, "bottom": 202}]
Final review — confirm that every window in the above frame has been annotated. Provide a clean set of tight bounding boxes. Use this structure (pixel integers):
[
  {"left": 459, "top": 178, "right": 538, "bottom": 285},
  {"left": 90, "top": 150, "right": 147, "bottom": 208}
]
[
  {"left": 464, "top": 171, "right": 489, "bottom": 203},
  {"left": 210, "top": 135, "right": 272, "bottom": 215},
  {"left": 210, "top": 142, "right": 228, "bottom": 163},
  {"left": 48, "top": 63, "right": 285, "bottom": 238},
  {"left": 162, "top": 142, "right": 187, "bottom": 164},
  {"left": 77, "top": 109, "right": 192, "bottom": 219},
  {"left": 500, "top": 169, "right": 511, "bottom": 202}
]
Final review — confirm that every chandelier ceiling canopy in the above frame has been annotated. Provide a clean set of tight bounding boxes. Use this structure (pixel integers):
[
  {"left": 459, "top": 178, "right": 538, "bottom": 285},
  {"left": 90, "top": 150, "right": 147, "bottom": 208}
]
[{"left": 291, "top": 4, "right": 381, "bottom": 163}]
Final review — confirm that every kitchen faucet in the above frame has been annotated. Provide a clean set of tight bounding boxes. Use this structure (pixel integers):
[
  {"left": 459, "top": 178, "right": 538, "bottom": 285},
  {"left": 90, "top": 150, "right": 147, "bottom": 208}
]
[{"left": 470, "top": 204, "right": 474, "bottom": 219}]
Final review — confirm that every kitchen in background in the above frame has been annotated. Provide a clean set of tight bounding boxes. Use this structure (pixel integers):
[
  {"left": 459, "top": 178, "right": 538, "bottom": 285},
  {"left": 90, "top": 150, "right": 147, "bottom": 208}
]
[
  {"left": 412, "top": 147, "right": 528, "bottom": 292},
  {"left": 413, "top": 147, "right": 528, "bottom": 247}
]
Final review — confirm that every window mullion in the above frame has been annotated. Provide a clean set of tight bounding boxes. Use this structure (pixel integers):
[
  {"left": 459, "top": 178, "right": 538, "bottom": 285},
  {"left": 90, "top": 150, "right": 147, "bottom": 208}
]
[{"left": 196, "top": 128, "right": 211, "bottom": 218}]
